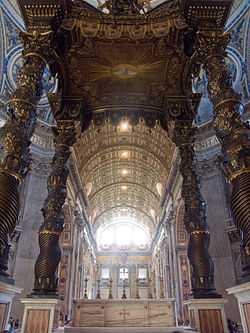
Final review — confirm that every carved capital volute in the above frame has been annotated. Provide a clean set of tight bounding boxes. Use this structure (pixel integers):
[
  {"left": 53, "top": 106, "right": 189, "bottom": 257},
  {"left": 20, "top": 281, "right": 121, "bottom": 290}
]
[
  {"left": 196, "top": 31, "right": 229, "bottom": 60},
  {"left": 194, "top": 31, "right": 240, "bottom": 106},
  {"left": 20, "top": 30, "right": 57, "bottom": 66}
]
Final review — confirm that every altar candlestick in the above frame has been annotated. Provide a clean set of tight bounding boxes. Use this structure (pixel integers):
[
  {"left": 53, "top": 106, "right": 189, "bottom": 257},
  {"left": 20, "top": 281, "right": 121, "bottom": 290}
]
[{"left": 84, "top": 278, "right": 88, "bottom": 299}]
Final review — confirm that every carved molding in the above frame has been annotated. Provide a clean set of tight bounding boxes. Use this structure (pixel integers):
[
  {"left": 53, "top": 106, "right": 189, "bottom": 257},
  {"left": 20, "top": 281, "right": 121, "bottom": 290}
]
[
  {"left": 31, "top": 133, "right": 54, "bottom": 151},
  {"left": 195, "top": 155, "right": 222, "bottom": 177},
  {"left": 30, "top": 156, "right": 52, "bottom": 177},
  {"left": 194, "top": 135, "right": 220, "bottom": 152}
]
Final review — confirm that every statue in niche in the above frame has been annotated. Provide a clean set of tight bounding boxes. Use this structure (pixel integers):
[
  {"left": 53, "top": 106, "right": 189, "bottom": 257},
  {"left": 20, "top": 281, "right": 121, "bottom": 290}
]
[
  {"left": 225, "top": 56, "right": 238, "bottom": 86},
  {"left": 192, "top": 66, "right": 208, "bottom": 97},
  {"left": 192, "top": 57, "right": 238, "bottom": 97}
]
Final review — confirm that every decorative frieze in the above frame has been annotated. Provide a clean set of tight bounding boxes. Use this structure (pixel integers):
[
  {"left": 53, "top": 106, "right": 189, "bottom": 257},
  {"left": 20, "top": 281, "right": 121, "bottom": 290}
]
[
  {"left": 30, "top": 157, "right": 52, "bottom": 177},
  {"left": 194, "top": 135, "right": 219, "bottom": 152},
  {"left": 31, "top": 133, "right": 54, "bottom": 151}
]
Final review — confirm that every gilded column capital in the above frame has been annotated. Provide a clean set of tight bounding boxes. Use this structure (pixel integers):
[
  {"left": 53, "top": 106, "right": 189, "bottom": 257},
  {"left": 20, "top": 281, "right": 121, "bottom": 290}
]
[
  {"left": 20, "top": 30, "right": 56, "bottom": 65},
  {"left": 195, "top": 31, "right": 240, "bottom": 105}
]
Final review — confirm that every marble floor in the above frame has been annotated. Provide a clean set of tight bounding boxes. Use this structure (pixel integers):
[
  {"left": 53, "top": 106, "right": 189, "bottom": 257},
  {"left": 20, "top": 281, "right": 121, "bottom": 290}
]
[{"left": 62, "top": 327, "right": 197, "bottom": 333}]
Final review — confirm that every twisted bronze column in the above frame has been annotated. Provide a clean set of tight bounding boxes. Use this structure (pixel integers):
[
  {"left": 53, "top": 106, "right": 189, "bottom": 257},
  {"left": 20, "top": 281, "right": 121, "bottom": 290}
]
[
  {"left": 197, "top": 32, "right": 250, "bottom": 279},
  {"left": 173, "top": 121, "right": 220, "bottom": 298},
  {"left": 0, "top": 31, "right": 54, "bottom": 278},
  {"left": 33, "top": 120, "right": 76, "bottom": 295}
]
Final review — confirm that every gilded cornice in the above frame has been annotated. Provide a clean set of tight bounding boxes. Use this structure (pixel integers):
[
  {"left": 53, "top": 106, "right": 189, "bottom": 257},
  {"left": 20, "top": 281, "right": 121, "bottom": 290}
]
[
  {"left": 61, "top": 1, "right": 187, "bottom": 41},
  {"left": 17, "top": 0, "right": 232, "bottom": 32},
  {"left": 17, "top": 0, "right": 67, "bottom": 31},
  {"left": 182, "top": 0, "right": 232, "bottom": 30}
]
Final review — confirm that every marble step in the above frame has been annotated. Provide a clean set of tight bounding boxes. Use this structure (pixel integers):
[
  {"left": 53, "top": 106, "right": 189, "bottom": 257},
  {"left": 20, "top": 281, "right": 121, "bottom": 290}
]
[{"left": 63, "top": 327, "right": 197, "bottom": 333}]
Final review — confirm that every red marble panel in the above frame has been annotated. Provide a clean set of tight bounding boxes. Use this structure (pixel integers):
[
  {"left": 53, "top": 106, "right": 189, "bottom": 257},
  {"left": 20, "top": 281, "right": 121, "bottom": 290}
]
[
  {"left": 189, "top": 309, "right": 196, "bottom": 329},
  {"left": 198, "top": 309, "right": 224, "bottom": 333},
  {"left": 25, "top": 309, "right": 50, "bottom": 333},
  {"left": 0, "top": 303, "right": 8, "bottom": 331},
  {"left": 243, "top": 303, "right": 250, "bottom": 332}
]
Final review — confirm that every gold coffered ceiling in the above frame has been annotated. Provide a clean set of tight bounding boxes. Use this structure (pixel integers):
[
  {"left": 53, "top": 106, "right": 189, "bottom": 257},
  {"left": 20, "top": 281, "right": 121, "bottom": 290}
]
[{"left": 74, "top": 118, "right": 174, "bottom": 235}]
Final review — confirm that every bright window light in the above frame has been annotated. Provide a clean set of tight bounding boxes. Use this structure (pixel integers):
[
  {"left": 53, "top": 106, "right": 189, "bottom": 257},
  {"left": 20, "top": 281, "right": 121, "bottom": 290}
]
[
  {"left": 133, "top": 228, "right": 148, "bottom": 247},
  {"left": 97, "top": 217, "right": 150, "bottom": 251},
  {"left": 138, "top": 268, "right": 147, "bottom": 279},
  {"left": 101, "top": 267, "right": 110, "bottom": 279},
  {"left": 101, "top": 228, "right": 114, "bottom": 247},
  {"left": 117, "top": 225, "right": 131, "bottom": 247},
  {"left": 120, "top": 267, "right": 129, "bottom": 280}
]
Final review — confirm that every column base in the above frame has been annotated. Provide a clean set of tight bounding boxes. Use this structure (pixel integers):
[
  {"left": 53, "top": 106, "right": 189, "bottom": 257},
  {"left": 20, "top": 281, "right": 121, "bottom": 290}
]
[
  {"left": 227, "top": 281, "right": 250, "bottom": 333},
  {"left": 184, "top": 298, "right": 228, "bottom": 333},
  {"left": 20, "top": 298, "right": 62, "bottom": 333},
  {"left": 0, "top": 281, "right": 22, "bottom": 331}
]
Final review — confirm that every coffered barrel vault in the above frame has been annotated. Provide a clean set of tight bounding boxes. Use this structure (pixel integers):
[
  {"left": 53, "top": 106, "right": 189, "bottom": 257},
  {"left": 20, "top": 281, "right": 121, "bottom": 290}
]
[{"left": 73, "top": 119, "right": 175, "bottom": 240}]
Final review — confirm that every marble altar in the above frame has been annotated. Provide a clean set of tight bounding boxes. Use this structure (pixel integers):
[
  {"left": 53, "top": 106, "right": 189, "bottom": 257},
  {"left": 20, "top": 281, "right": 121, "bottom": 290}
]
[
  {"left": 73, "top": 299, "right": 176, "bottom": 327},
  {"left": 64, "top": 328, "right": 197, "bottom": 333}
]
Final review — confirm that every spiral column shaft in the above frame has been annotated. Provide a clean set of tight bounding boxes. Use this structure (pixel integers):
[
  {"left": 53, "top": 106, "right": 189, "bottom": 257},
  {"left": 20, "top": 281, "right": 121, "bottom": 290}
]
[
  {"left": 231, "top": 172, "right": 250, "bottom": 277},
  {"left": 198, "top": 31, "right": 250, "bottom": 279},
  {"left": 33, "top": 120, "right": 76, "bottom": 295},
  {"left": 173, "top": 120, "right": 219, "bottom": 298},
  {"left": 0, "top": 31, "right": 54, "bottom": 276}
]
